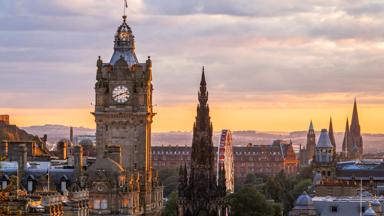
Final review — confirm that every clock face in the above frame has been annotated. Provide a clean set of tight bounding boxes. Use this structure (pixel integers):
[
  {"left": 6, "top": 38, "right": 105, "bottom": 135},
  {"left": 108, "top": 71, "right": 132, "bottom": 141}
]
[
  {"left": 119, "top": 32, "right": 129, "bottom": 41},
  {"left": 112, "top": 85, "right": 129, "bottom": 103}
]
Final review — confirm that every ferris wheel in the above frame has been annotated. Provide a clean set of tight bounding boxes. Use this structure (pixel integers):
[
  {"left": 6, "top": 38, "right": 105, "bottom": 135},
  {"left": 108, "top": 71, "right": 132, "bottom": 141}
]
[{"left": 216, "top": 129, "right": 234, "bottom": 193}]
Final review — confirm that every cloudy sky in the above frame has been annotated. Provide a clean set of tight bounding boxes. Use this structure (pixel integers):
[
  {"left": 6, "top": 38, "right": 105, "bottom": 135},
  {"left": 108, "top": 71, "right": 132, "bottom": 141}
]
[{"left": 1, "top": 0, "right": 384, "bottom": 132}]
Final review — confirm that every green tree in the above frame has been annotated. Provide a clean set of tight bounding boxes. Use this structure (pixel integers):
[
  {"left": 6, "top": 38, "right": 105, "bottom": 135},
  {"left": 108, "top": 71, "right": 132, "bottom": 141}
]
[
  {"left": 162, "top": 191, "right": 178, "bottom": 216},
  {"left": 228, "top": 186, "right": 282, "bottom": 216},
  {"left": 158, "top": 168, "right": 179, "bottom": 197}
]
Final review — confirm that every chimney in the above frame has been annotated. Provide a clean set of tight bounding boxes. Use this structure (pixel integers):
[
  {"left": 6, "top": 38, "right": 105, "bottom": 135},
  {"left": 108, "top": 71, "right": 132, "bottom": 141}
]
[
  {"left": 57, "top": 140, "right": 68, "bottom": 160},
  {"left": 17, "top": 144, "right": 27, "bottom": 187},
  {"left": 106, "top": 145, "right": 122, "bottom": 166},
  {"left": 73, "top": 145, "right": 83, "bottom": 175},
  {"left": 69, "top": 127, "right": 74, "bottom": 144}
]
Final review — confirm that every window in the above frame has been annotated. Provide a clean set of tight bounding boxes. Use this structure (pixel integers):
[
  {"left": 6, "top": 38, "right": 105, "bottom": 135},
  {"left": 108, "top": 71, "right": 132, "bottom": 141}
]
[
  {"left": 1, "top": 180, "right": 7, "bottom": 190},
  {"left": 94, "top": 199, "right": 101, "bottom": 209},
  {"left": 61, "top": 181, "right": 66, "bottom": 192},
  {"left": 101, "top": 199, "right": 108, "bottom": 209},
  {"left": 331, "top": 206, "right": 338, "bottom": 212},
  {"left": 27, "top": 180, "right": 33, "bottom": 192}
]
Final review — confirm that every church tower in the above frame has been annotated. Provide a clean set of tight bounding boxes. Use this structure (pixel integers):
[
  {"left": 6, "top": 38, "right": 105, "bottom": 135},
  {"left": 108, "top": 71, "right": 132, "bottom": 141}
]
[
  {"left": 306, "top": 121, "right": 316, "bottom": 163},
  {"left": 348, "top": 99, "right": 363, "bottom": 159},
  {"left": 178, "top": 68, "right": 227, "bottom": 216}
]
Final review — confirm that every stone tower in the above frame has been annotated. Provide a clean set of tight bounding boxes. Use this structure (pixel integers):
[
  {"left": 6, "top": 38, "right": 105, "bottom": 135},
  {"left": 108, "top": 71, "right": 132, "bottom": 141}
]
[
  {"left": 306, "top": 121, "right": 316, "bottom": 163},
  {"left": 313, "top": 129, "right": 335, "bottom": 180},
  {"left": 90, "top": 15, "right": 163, "bottom": 215},
  {"left": 348, "top": 99, "right": 363, "bottom": 159},
  {"left": 93, "top": 15, "right": 153, "bottom": 177},
  {"left": 178, "top": 68, "right": 227, "bottom": 216}
]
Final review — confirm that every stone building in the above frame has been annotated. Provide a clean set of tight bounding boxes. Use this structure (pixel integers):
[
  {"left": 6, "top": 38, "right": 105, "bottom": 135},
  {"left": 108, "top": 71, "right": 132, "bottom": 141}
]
[
  {"left": 0, "top": 144, "right": 89, "bottom": 215},
  {"left": 0, "top": 115, "right": 9, "bottom": 125},
  {"left": 178, "top": 69, "right": 227, "bottom": 216},
  {"left": 233, "top": 140, "right": 298, "bottom": 181},
  {"left": 86, "top": 14, "right": 163, "bottom": 215},
  {"left": 313, "top": 129, "right": 336, "bottom": 180},
  {"left": 152, "top": 139, "right": 298, "bottom": 183}
]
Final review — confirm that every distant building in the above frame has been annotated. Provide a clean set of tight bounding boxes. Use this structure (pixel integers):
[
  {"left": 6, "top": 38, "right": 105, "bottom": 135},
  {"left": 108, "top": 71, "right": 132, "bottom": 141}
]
[
  {"left": 0, "top": 114, "right": 9, "bottom": 125},
  {"left": 152, "top": 139, "right": 298, "bottom": 183},
  {"left": 290, "top": 191, "right": 384, "bottom": 216},
  {"left": 289, "top": 192, "right": 317, "bottom": 216},
  {"left": 233, "top": 140, "right": 298, "bottom": 181},
  {"left": 0, "top": 145, "right": 89, "bottom": 215},
  {"left": 343, "top": 99, "right": 364, "bottom": 160}
]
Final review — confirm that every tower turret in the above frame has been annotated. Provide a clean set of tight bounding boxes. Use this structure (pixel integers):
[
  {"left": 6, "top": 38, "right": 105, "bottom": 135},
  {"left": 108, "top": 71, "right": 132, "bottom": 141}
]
[{"left": 110, "top": 15, "right": 138, "bottom": 66}]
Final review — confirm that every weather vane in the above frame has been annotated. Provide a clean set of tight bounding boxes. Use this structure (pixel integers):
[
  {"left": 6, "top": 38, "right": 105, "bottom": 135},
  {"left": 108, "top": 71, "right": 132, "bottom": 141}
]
[{"left": 123, "top": 0, "right": 128, "bottom": 16}]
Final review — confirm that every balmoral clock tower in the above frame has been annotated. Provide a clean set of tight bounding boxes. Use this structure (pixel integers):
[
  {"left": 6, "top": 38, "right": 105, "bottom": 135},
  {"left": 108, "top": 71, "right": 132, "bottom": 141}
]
[{"left": 93, "top": 15, "right": 153, "bottom": 178}]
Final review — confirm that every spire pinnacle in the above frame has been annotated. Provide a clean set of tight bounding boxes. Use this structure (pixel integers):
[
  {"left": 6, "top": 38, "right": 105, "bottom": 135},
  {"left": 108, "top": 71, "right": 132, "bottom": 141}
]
[
  {"left": 309, "top": 120, "right": 314, "bottom": 131},
  {"left": 342, "top": 117, "right": 349, "bottom": 153},
  {"left": 198, "top": 67, "right": 208, "bottom": 106},
  {"left": 328, "top": 117, "right": 336, "bottom": 151},
  {"left": 200, "top": 66, "right": 206, "bottom": 86}
]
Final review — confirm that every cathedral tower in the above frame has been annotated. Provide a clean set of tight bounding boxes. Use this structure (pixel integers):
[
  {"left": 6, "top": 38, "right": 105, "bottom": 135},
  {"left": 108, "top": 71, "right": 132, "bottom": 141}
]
[
  {"left": 306, "top": 121, "right": 316, "bottom": 163},
  {"left": 348, "top": 99, "right": 363, "bottom": 159},
  {"left": 178, "top": 68, "right": 227, "bottom": 216}
]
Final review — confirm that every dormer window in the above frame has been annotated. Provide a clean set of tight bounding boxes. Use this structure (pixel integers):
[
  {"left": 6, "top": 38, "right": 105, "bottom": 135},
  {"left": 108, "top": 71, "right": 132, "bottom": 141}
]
[
  {"left": 1, "top": 175, "right": 9, "bottom": 190},
  {"left": 60, "top": 175, "right": 68, "bottom": 193},
  {"left": 27, "top": 175, "right": 35, "bottom": 192}
]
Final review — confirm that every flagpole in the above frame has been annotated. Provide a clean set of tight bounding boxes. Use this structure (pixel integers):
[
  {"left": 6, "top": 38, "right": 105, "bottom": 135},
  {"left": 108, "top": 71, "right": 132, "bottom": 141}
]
[{"left": 360, "top": 178, "right": 362, "bottom": 216}]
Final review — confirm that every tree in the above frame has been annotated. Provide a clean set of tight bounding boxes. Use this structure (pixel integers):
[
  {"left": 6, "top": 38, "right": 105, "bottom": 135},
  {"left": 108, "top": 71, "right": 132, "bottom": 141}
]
[
  {"left": 158, "top": 168, "right": 179, "bottom": 197},
  {"left": 228, "top": 186, "right": 282, "bottom": 216},
  {"left": 162, "top": 191, "right": 178, "bottom": 216}
]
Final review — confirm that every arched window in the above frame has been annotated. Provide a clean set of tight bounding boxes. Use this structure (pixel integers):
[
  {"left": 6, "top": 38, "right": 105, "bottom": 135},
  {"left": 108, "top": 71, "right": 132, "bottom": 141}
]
[{"left": 60, "top": 175, "right": 68, "bottom": 193}]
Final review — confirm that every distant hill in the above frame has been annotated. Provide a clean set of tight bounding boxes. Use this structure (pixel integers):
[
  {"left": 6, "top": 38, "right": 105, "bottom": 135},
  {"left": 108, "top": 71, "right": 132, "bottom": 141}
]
[
  {"left": 21, "top": 125, "right": 384, "bottom": 154},
  {"left": 21, "top": 124, "right": 95, "bottom": 146}
]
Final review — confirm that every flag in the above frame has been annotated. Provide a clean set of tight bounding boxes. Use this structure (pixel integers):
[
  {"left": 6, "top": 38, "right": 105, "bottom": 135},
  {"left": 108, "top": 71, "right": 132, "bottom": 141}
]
[{"left": 125, "top": 0, "right": 128, "bottom": 8}]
